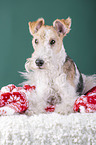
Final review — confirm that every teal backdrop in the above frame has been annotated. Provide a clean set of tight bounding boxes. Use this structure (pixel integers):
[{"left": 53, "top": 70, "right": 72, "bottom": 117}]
[{"left": 0, "top": 0, "right": 96, "bottom": 88}]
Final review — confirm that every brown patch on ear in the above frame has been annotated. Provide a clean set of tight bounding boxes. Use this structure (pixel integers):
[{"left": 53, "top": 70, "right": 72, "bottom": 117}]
[
  {"left": 53, "top": 17, "right": 71, "bottom": 37},
  {"left": 63, "top": 56, "right": 75, "bottom": 86},
  {"left": 28, "top": 18, "right": 45, "bottom": 35}
]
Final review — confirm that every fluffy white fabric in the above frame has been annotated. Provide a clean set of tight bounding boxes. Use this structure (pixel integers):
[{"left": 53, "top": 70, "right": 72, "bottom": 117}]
[{"left": 0, "top": 113, "right": 96, "bottom": 145}]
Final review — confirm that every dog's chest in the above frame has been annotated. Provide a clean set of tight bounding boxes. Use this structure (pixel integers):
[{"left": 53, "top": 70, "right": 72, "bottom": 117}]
[{"left": 34, "top": 70, "right": 67, "bottom": 93}]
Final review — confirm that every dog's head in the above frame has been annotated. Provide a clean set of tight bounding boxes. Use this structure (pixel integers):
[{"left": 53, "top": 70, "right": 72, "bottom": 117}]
[{"left": 25, "top": 18, "right": 71, "bottom": 71}]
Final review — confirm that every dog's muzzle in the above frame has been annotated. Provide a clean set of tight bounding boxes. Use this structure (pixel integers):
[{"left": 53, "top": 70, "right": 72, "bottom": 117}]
[{"left": 35, "top": 59, "right": 44, "bottom": 67}]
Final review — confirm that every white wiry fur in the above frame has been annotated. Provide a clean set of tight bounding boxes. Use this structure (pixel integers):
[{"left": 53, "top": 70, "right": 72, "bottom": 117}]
[
  {"left": 22, "top": 44, "right": 78, "bottom": 114},
  {"left": 21, "top": 18, "right": 96, "bottom": 115}
]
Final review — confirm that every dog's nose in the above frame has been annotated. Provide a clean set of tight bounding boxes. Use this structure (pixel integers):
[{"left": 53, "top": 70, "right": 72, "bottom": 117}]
[{"left": 35, "top": 59, "right": 44, "bottom": 67}]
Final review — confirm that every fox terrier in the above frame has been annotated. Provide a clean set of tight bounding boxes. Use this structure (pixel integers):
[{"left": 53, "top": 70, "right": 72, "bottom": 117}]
[{"left": 22, "top": 17, "right": 96, "bottom": 115}]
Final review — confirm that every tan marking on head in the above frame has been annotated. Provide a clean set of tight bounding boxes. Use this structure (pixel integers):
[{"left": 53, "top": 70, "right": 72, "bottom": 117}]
[
  {"left": 63, "top": 57, "right": 75, "bottom": 86},
  {"left": 28, "top": 17, "right": 71, "bottom": 54},
  {"left": 32, "top": 25, "right": 63, "bottom": 53}
]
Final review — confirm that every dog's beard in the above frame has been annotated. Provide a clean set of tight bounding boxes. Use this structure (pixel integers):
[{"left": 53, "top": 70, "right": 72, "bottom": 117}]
[{"left": 25, "top": 49, "right": 64, "bottom": 72}]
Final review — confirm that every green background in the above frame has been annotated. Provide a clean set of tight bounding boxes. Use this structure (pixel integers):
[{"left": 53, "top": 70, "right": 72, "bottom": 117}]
[{"left": 0, "top": 0, "right": 96, "bottom": 88}]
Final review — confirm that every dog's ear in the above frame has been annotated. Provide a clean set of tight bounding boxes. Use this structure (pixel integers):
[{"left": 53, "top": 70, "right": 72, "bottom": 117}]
[
  {"left": 53, "top": 17, "right": 71, "bottom": 37},
  {"left": 28, "top": 18, "right": 45, "bottom": 35}
]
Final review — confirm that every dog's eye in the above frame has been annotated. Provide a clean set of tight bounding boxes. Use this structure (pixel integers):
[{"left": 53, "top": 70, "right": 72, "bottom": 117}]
[
  {"left": 35, "top": 39, "right": 38, "bottom": 44},
  {"left": 50, "top": 40, "right": 55, "bottom": 45}
]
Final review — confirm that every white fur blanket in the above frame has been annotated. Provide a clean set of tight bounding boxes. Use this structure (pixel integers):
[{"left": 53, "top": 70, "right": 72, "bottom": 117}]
[{"left": 0, "top": 113, "right": 96, "bottom": 145}]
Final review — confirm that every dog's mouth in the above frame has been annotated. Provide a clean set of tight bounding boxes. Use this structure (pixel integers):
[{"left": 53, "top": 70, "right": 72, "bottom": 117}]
[
  {"left": 37, "top": 63, "right": 46, "bottom": 69},
  {"left": 38, "top": 66, "right": 44, "bottom": 69}
]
